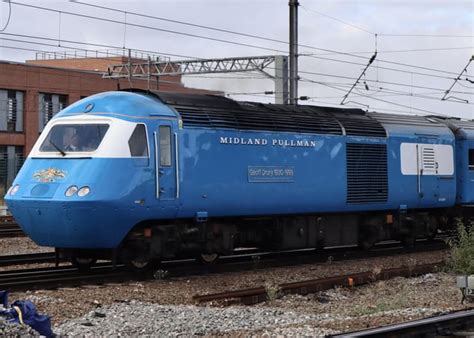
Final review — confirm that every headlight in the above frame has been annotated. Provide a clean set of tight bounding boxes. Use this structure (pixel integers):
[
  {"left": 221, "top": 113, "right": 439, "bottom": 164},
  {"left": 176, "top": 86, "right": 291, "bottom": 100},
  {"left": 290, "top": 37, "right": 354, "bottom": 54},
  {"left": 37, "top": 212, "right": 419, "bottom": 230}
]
[
  {"left": 65, "top": 185, "right": 78, "bottom": 197},
  {"left": 9, "top": 185, "right": 19, "bottom": 196},
  {"left": 77, "top": 186, "right": 90, "bottom": 197}
]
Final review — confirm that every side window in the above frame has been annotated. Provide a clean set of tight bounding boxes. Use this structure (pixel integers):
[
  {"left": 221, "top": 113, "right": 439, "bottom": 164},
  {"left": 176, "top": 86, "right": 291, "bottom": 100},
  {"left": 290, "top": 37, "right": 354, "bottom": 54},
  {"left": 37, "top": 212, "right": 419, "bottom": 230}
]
[
  {"left": 128, "top": 124, "right": 149, "bottom": 157},
  {"left": 469, "top": 149, "right": 474, "bottom": 171},
  {"left": 159, "top": 126, "right": 171, "bottom": 166}
]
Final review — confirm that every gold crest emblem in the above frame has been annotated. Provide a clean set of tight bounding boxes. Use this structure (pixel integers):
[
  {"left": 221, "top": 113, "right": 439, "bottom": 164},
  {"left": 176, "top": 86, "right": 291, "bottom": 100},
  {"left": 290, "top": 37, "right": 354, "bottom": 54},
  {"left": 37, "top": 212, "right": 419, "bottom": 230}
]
[{"left": 33, "top": 168, "right": 67, "bottom": 182}]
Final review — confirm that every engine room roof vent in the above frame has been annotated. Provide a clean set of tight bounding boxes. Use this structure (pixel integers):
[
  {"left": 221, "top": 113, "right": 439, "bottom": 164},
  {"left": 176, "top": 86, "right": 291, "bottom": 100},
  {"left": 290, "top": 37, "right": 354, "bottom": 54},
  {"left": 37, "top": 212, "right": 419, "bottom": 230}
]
[{"left": 144, "top": 91, "right": 387, "bottom": 138}]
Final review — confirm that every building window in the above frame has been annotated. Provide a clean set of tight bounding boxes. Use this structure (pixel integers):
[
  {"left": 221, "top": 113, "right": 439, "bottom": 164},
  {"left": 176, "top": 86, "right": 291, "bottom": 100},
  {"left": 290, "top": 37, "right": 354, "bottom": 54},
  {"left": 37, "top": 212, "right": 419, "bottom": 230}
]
[
  {"left": 39, "top": 93, "right": 68, "bottom": 132},
  {"left": 0, "top": 146, "right": 24, "bottom": 203},
  {"left": 0, "top": 90, "right": 23, "bottom": 132}
]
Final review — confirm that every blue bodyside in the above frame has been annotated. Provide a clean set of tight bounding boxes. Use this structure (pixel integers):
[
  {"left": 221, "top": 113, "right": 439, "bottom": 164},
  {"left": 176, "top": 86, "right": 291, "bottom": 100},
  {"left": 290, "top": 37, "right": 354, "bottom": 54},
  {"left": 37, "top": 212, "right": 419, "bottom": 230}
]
[
  {"left": 382, "top": 123, "right": 456, "bottom": 209},
  {"left": 4, "top": 91, "right": 461, "bottom": 249},
  {"left": 175, "top": 127, "right": 456, "bottom": 218}
]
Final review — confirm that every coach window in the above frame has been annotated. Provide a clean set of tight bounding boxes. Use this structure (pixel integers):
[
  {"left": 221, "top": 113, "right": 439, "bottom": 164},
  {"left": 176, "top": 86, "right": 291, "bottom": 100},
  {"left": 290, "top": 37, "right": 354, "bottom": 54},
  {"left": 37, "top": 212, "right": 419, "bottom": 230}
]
[
  {"left": 128, "top": 124, "right": 149, "bottom": 157},
  {"left": 469, "top": 149, "right": 474, "bottom": 171},
  {"left": 159, "top": 126, "right": 172, "bottom": 166}
]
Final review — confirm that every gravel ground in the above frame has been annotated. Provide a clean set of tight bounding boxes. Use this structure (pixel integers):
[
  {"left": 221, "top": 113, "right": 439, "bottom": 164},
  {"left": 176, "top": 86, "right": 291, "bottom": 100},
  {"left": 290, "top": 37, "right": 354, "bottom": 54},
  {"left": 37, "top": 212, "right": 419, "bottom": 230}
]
[
  {"left": 0, "top": 237, "right": 53, "bottom": 255},
  {"left": 0, "top": 316, "right": 39, "bottom": 336},
  {"left": 8, "top": 249, "right": 470, "bottom": 336},
  {"left": 55, "top": 302, "right": 322, "bottom": 336},
  {"left": 48, "top": 272, "right": 471, "bottom": 336}
]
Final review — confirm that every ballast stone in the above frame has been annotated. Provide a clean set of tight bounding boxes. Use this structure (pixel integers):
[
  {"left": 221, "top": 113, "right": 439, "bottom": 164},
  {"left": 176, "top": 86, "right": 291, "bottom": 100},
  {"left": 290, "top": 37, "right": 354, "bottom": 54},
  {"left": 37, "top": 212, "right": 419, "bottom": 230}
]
[{"left": 54, "top": 301, "right": 317, "bottom": 336}]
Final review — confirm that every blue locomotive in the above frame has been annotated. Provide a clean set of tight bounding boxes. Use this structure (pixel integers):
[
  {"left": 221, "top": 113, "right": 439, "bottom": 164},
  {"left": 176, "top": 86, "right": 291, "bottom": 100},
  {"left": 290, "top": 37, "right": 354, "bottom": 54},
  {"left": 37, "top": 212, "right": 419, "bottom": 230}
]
[{"left": 4, "top": 90, "right": 473, "bottom": 268}]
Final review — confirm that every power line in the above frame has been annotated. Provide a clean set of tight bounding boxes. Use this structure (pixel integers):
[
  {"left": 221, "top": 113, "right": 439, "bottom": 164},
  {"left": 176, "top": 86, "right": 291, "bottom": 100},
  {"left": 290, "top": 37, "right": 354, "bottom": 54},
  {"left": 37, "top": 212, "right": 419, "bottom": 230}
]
[
  {"left": 312, "top": 46, "right": 474, "bottom": 55},
  {"left": 301, "top": 4, "right": 473, "bottom": 39},
  {"left": 3, "top": 31, "right": 472, "bottom": 98},
  {"left": 10, "top": 1, "right": 286, "bottom": 54},
  {"left": 0, "top": 32, "right": 199, "bottom": 60},
  {"left": 0, "top": 0, "right": 12, "bottom": 32},
  {"left": 300, "top": 5, "right": 375, "bottom": 35},
  {"left": 70, "top": 0, "right": 291, "bottom": 46},
  {"left": 11, "top": 0, "right": 469, "bottom": 79},
  {"left": 379, "top": 33, "right": 474, "bottom": 38},
  {"left": 306, "top": 99, "right": 436, "bottom": 116},
  {"left": 301, "top": 78, "right": 447, "bottom": 116},
  {"left": 302, "top": 54, "right": 458, "bottom": 80},
  {"left": 0, "top": 37, "right": 130, "bottom": 59},
  {"left": 291, "top": 68, "right": 473, "bottom": 95}
]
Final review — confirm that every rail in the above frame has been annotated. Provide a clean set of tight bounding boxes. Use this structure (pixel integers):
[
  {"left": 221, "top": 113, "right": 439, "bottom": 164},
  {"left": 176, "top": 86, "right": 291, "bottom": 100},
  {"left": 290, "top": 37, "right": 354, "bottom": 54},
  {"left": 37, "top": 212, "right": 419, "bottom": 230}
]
[
  {"left": 193, "top": 261, "right": 444, "bottom": 305},
  {"left": 331, "top": 309, "right": 474, "bottom": 337}
]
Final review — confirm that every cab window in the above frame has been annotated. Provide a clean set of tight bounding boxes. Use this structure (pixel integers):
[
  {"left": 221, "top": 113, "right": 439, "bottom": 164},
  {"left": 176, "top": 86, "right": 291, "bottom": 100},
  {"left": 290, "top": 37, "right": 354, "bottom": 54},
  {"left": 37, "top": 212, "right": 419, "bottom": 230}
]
[
  {"left": 40, "top": 124, "right": 109, "bottom": 153},
  {"left": 128, "top": 124, "right": 149, "bottom": 157},
  {"left": 159, "top": 126, "right": 172, "bottom": 166}
]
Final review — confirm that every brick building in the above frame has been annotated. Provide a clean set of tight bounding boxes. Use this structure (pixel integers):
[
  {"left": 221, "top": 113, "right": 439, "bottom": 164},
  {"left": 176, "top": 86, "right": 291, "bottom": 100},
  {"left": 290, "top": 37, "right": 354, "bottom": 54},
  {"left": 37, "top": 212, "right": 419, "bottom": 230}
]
[{"left": 0, "top": 51, "right": 214, "bottom": 199}]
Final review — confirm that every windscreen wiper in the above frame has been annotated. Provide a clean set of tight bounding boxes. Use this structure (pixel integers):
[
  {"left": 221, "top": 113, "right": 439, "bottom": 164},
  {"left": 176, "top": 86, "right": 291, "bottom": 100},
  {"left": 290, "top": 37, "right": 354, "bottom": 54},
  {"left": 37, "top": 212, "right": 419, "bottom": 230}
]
[{"left": 50, "top": 140, "right": 66, "bottom": 156}]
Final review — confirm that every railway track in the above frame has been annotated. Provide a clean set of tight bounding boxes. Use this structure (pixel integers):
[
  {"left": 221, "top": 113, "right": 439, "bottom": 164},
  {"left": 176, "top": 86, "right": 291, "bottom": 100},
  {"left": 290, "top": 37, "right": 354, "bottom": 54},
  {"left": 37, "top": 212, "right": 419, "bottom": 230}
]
[
  {"left": 331, "top": 309, "right": 474, "bottom": 337},
  {"left": 0, "top": 264, "right": 130, "bottom": 290},
  {"left": 0, "top": 215, "right": 24, "bottom": 238},
  {"left": 192, "top": 261, "right": 443, "bottom": 305},
  {"left": 0, "top": 252, "right": 56, "bottom": 266},
  {"left": 0, "top": 243, "right": 447, "bottom": 291}
]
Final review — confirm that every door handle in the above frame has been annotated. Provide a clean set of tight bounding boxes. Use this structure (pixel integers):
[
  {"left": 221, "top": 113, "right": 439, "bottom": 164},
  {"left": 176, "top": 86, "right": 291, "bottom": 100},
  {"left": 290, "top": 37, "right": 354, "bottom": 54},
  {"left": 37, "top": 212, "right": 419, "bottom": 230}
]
[
  {"left": 159, "top": 188, "right": 165, "bottom": 194},
  {"left": 158, "top": 169, "right": 164, "bottom": 176}
]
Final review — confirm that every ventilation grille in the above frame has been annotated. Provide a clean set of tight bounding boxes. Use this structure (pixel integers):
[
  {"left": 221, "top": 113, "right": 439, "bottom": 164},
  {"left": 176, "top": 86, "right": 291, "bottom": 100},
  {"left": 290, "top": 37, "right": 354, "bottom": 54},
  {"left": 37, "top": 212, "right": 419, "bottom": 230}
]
[
  {"left": 176, "top": 105, "right": 344, "bottom": 135},
  {"left": 346, "top": 143, "right": 388, "bottom": 204},
  {"left": 421, "top": 146, "right": 437, "bottom": 173},
  {"left": 337, "top": 114, "right": 386, "bottom": 137},
  {"left": 150, "top": 91, "right": 388, "bottom": 137}
]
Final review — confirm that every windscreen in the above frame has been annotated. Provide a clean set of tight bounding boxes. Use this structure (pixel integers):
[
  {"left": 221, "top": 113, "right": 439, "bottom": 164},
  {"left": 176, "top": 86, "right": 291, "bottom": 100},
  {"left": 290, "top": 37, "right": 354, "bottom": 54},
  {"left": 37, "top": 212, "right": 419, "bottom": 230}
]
[{"left": 40, "top": 124, "right": 109, "bottom": 153}]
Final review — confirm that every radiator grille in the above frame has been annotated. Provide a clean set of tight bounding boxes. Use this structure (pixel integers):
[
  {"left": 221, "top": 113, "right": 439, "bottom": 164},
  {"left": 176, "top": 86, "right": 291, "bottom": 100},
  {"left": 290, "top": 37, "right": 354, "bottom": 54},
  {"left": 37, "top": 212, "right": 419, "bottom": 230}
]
[
  {"left": 337, "top": 114, "right": 387, "bottom": 137},
  {"left": 150, "top": 91, "right": 388, "bottom": 137},
  {"left": 346, "top": 143, "right": 388, "bottom": 204}
]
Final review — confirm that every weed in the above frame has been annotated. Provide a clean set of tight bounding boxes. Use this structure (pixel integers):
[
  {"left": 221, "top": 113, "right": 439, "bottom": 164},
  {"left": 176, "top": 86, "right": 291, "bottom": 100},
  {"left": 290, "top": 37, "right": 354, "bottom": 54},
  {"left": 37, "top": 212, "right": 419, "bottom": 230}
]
[
  {"left": 448, "top": 218, "right": 474, "bottom": 275},
  {"left": 264, "top": 282, "right": 282, "bottom": 302}
]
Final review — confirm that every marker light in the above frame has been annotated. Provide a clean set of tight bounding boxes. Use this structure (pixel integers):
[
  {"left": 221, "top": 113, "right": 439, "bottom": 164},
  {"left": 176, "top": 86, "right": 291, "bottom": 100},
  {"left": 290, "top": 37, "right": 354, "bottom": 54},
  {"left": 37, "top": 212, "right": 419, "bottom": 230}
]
[
  {"left": 77, "top": 186, "right": 90, "bottom": 197},
  {"left": 9, "top": 185, "right": 19, "bottom": 196},
  {"left": 65, "top": 185, "right": 78, "bottom": 197}
]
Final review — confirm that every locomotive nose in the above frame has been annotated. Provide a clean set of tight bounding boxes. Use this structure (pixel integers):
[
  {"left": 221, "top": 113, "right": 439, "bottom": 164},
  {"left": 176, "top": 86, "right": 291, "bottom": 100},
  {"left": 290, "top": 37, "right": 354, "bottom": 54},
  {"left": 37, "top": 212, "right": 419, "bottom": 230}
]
[{"left": 7, "top": 197, "right": 132, "bottom": 249}]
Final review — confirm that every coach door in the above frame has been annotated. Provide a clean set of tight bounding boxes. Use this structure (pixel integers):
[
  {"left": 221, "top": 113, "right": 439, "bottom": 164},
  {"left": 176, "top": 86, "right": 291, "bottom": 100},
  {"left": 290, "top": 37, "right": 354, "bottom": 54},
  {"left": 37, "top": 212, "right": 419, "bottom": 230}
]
[{"left": 154, "top": 123, "right": 178, "bottom": 200}]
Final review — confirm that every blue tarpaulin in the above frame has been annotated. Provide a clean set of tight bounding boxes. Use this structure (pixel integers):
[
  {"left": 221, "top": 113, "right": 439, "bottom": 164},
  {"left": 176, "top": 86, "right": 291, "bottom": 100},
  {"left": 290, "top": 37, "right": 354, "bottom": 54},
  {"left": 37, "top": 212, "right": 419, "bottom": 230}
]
[{"left": 0, "top": 291, "right": 53, "bottom": 337}]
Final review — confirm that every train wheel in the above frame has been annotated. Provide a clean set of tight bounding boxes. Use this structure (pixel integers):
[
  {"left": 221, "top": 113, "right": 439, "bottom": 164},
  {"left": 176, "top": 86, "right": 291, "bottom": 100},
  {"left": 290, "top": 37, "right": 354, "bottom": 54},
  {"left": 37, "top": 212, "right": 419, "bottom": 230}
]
[
  {"left": 401, "top": 235, "right": 416, "bottom": 248},
  {"left": 198, "top": 253, "right": 219, "bottom": 265},
  {"left": 71, "top": 257, "right": 97, "bottom": 271},
  {"left": 125, "top": 257, "right": 160, "bottom": 273}
]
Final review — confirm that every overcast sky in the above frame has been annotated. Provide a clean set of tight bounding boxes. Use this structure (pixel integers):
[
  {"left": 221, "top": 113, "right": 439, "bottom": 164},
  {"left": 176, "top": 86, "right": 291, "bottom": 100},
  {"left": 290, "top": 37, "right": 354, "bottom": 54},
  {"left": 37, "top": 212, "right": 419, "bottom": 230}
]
[{"left": 0, "top": 0, "right": 473, "bottom": 118}]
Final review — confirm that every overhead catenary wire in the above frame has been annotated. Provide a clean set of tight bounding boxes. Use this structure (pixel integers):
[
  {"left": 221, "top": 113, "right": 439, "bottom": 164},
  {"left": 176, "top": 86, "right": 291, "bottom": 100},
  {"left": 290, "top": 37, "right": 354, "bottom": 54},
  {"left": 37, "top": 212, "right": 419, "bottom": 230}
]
[
  {"left": 2, "top": 31, "right": 473, "bottom": 99},
  {"left": 312, "top": 46, "right": 474, "bottom": 56},
  {"left": 9, "top": 1, "right": 286, "bottom": 54},
  {"left": 341, "top": 52, "right": 378, "bottom": 104},
  {"left": 9, "top": 0, "right": 469, "bottom": 78},
  {"left": 301, "top": 54, "right": 459, "bottom": 81},
  {"left": 301, "top": 77, "right": 446, "bottom": 116},
  {"left": 0, "top": 0, "right": 12, "bottom": 32},
  {"left": 442, "top": 56, "right": 474, "bottom": 101},
  {"left": 0, "top": 32, "right": 200, "bottom": 60},
  {"left": 3, "top": 41, "right": 469, "bottom": 115},
  {"left": 300, "top": 4, "right": 375, "bottom": 35},
  {"left": 379, "top": 33, "right": 474, "bottom": 38}
]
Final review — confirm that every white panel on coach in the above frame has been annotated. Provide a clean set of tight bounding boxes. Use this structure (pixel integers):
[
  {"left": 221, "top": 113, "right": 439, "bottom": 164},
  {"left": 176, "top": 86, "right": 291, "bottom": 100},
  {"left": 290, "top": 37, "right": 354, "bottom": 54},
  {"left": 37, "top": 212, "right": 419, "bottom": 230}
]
[{"left": 400, "top": 143, "right": 454, "bottom": 176}]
